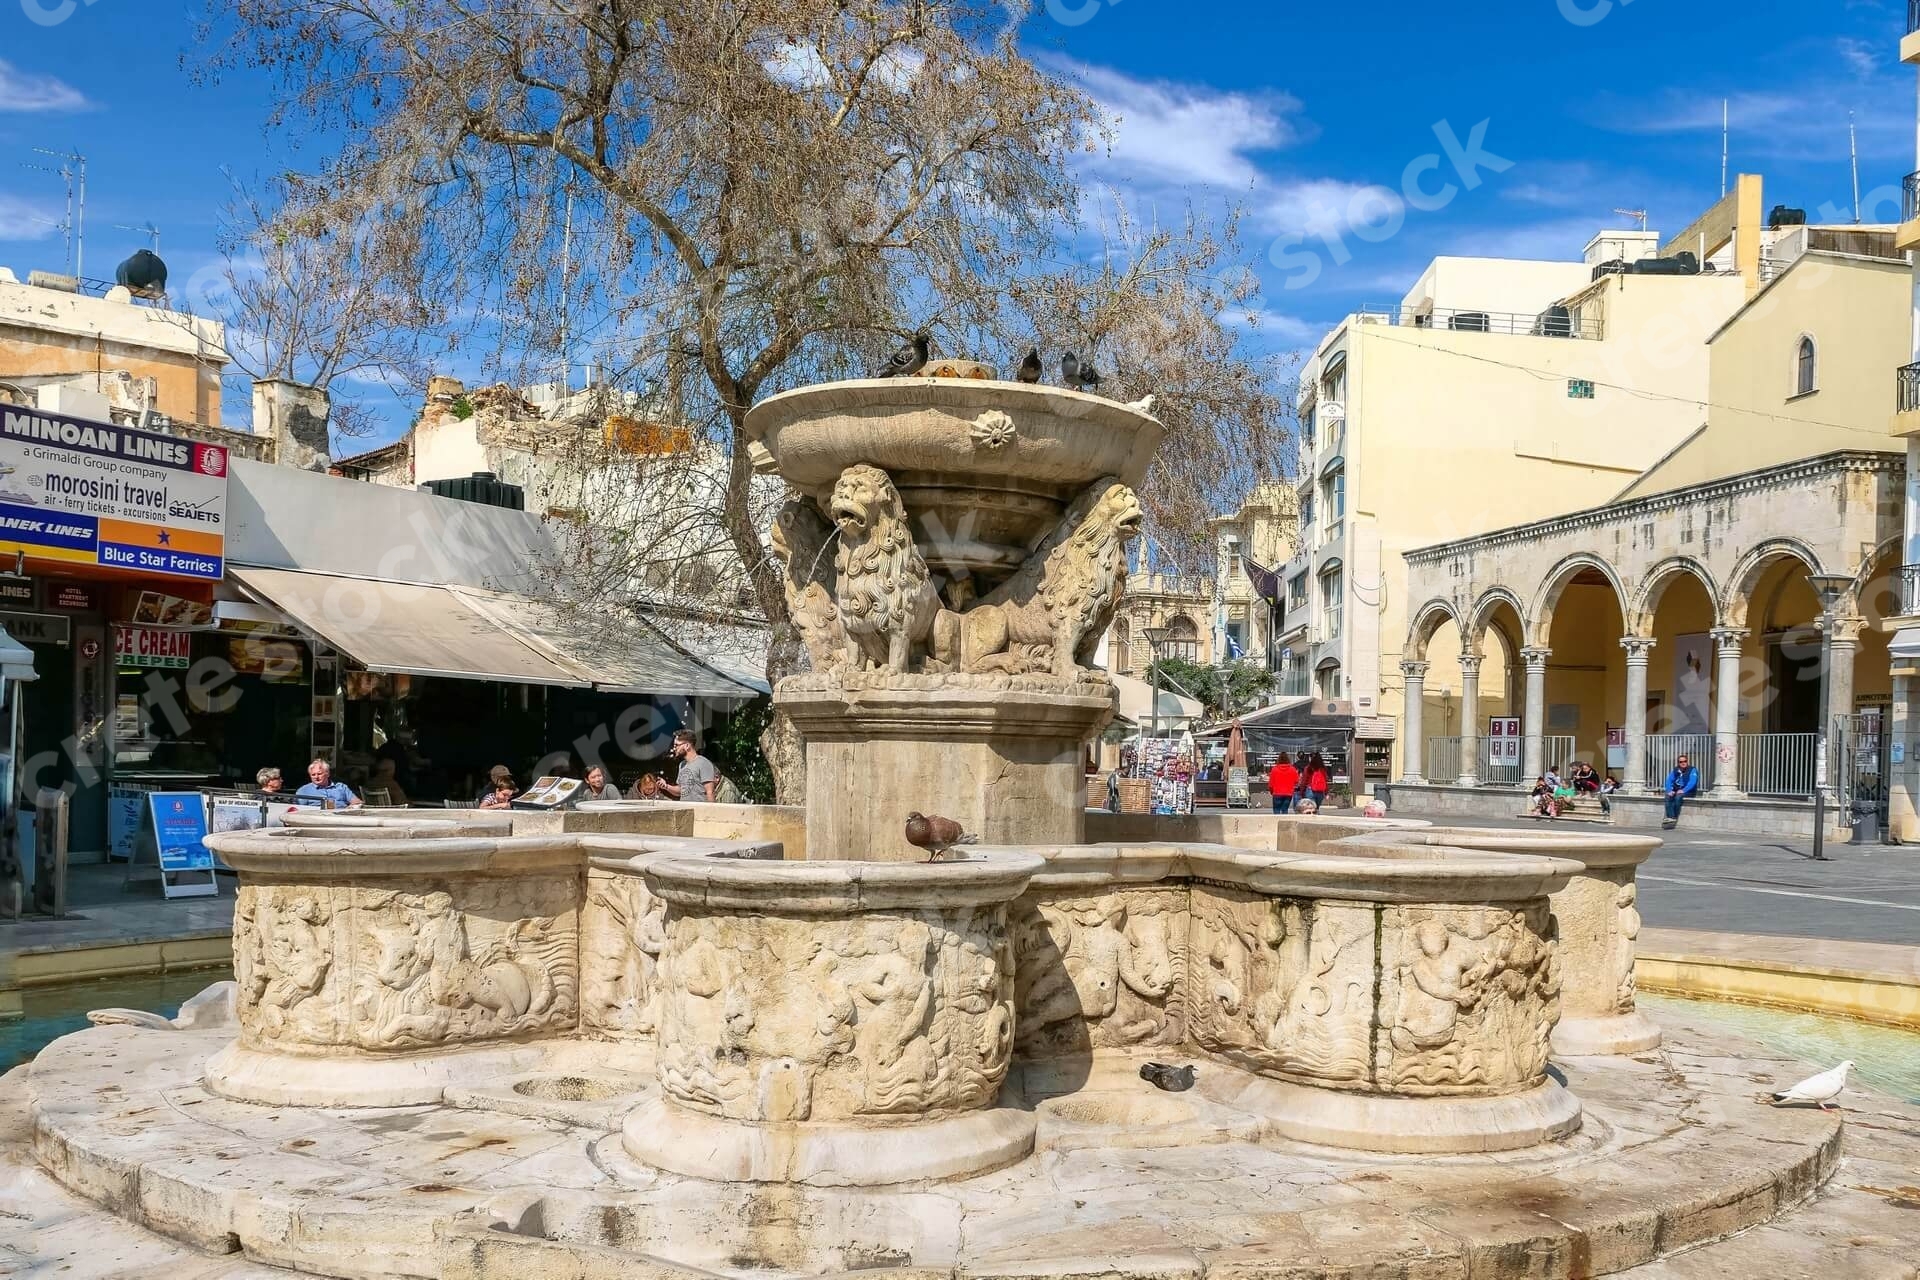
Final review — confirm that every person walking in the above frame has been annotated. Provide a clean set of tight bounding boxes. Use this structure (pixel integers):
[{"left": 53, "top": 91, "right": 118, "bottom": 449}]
[
  {"left": 659, "top": 730, "right": 719, "bottom": 802},
  {"left": 1662, "top": 753, "right": 1701, "bottom": 829},
  {"left": 1268, "top": 753, "right": 1298, "bottom": 814},
  {"left": 296, "top": 758, "right": 360, "bottom": 809},
  {"left": 1303, "top": 753, "right": 1331, "bottom": 810}
]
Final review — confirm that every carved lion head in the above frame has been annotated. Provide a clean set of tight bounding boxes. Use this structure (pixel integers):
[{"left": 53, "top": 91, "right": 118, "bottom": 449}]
[
  {"left": 1069, "top": 479, "right": 1144, "bottom": 551},
  {"left": 828, "top": 464, "right": 902, "bottom": 539}
]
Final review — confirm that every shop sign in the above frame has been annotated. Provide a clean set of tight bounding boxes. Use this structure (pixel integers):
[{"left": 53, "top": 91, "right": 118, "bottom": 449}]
[
  {"left": 115, "top": 624, "right": 191, "bottom": 668},
  {"left": 0, "top": 579, "right": 32, "bottom": 606},
  {"left": 47, "top": 581, "right": 98, "bottom": 611},
  {"left": 0, "top": 407, "right": 227, "bottom": 581},
  {"left": 0, "top": 609, "right": 69, "bottom": 646}
]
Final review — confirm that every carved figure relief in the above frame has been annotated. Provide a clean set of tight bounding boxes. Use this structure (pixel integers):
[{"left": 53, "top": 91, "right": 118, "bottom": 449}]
[
  {"left": 582, "top": 872, "right": 668, "bottom": 1037},
  {"left": 927, "top": 478, "right": 1142, "bottom": 678},
  {"left": 770, "top": 496, "right": 846, "bottom": 674},
  {"left": 1613, "top": 880, "right": 1641, "bottom": 1014},
  {"left": 654, "top": 903, "right": 1015, "bottom": 1123},
  {"left": 1377, "top": 904, "right": 1558, "bottom": 1093},
  {"left": 235, "top": 886, "right": 340, "bottom": 1047},
  {"left": 1013, "top": 889, "right": 1183, "bottom": 1056},
  {"left": 830, "top": 464, "right": 940, "bottom": 673}
]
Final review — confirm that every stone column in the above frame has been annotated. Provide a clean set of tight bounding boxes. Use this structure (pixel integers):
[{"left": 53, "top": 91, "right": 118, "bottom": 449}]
[
  {"left": 1400, "top": 661, "right": 1429, "bottom": 784},
  {"left": 1709, "top": 627, "right": 1748, "bottom": 798},
  {"left": 1818, "top": 615, "right": 1863, "bottom": 804},
  {"left": 1456, "top": 653, "right": 1483, "bottom": 788},
  {"left": 1891, "top": 666, "right": 1920, "bottom": 841},
  {"left": 1520, "top": 647, "right": 1550, "bottom": 780},
  {"left": 1620, "top": 638, "right": 1655, "bottom": 794}
]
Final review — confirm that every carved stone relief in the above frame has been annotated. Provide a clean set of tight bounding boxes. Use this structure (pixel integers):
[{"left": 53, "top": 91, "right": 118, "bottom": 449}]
[
  {"left": 1375, "top": 904, "right": 1559, "bottom": 1095},
  {"left": 1185, "top": 885, "right": 1374, "bottom": 1088},
  {"left": 1614, "top": 881, "right": 1641, "bottom": 1015},
  {"left": 234, "top": 877, "right": 579, "bottom": 1055},
  {"left": 581, "top": 869, "right": 667, "bottom": 1038},
  {"left": 654, "top": 904, "right": 1014, "bottom": 1123},
  {"left": 1012, "top": 888, "right": 1184, "bottom": 1058}
]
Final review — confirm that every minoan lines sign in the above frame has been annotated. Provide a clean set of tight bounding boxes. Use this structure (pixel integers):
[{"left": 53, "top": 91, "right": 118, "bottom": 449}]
[{"left": 0, "top": 408, "right": 226, "bottom": 581}]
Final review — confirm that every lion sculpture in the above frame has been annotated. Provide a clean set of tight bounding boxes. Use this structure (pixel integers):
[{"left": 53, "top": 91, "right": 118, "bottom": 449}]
[
  {"left": 829, "top": 464, "right": 940, "bottom": 672},
  {"left": 929, "top": 478, "right": 1142, "bottom": 677},
  {"left": 770, "top": 496, "right": 846, "bottom": 674}
]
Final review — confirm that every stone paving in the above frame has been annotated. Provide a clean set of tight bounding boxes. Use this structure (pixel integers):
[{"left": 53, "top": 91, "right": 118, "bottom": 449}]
[{"left": 1, "top": 998, "right": 1915, "bottom": 1279}]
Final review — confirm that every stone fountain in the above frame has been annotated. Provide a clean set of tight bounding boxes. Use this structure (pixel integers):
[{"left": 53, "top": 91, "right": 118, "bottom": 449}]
[{"left": 0, "top": 367, "right": 1856, "bottom": 1279}]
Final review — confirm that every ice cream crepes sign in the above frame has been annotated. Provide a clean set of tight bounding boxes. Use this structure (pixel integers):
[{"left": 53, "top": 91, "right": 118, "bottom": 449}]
[{"left": 0, "top": 407, "right": 227, "bottom": 581}]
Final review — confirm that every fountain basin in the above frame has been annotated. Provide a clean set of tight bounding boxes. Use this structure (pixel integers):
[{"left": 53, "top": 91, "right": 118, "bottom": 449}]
[{"left": 622, "top": 848, "right": 1044, "bottom": 1184}]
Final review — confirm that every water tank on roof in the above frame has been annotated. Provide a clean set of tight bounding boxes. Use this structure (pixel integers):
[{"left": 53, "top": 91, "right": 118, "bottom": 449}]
[
  {"left": 422, "top": 470, "right": 525, "bottom": 511},
  {"left": 1447, "top": 311, "right": 1490, "bottom": 332},
  {"left": 115, "top": 249, "right": 168, "bottom": 296},
  {"left": 1769, "top": 205, "right": 1807, "bottom": 229}
]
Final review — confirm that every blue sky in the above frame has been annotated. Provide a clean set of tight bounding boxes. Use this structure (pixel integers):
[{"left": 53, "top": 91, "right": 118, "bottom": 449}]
[{"left": 1, "top": 0, "right": 1914, "bottom": 445}]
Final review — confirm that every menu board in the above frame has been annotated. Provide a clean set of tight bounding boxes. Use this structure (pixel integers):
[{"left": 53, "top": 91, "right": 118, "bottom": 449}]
[{"left": 514, "top": 776, "right": 584, "bottom": 809}]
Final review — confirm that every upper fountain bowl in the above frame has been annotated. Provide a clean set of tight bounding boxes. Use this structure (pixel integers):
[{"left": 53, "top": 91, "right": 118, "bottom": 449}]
[{"left": 746, "top": 377, "right": 1163, "bottom": 584}]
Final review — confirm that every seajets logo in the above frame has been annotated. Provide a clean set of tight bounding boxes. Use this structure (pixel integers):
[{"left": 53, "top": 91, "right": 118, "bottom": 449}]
[{"left": 168, "top": 500, "right": 222, "bottom": 525}]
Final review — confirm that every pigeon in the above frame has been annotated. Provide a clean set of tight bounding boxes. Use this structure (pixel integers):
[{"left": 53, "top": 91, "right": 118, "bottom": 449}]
[
  {"left": 1076, "top": 363, "right": 1102, "bottom": 393},
  {"left": 1139, "top": 1062, "right": 1197, "bottom": 1092},
  {"left": 1768, "top": 1060, "right": 1853, "bottom": 1110},
  {"left": 904, "top": 811, "right": 979, "bottom": 861},
  {"left": 1125, "top": 395, "right": 1156, "bottom": 415},
  {"left": 1017, "top": 347, "right": 1043, "bottom": 384},
  {"left": 1060, "top": 351, "right": 1080, "bottom": 386},
  {"left": 875, "top": 330, "right": 931, "bottom": 379}
]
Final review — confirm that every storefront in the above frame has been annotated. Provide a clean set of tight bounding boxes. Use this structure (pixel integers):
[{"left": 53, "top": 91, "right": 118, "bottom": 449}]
[{"left": 0, "top": 406, "right": 233, "bottom": 859}]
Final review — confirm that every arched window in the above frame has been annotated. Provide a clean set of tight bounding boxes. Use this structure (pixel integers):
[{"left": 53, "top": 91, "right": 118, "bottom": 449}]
[
  {"left": 1315, "top": 657, "right": 1344, "bottom": 700},
  {"left": 1111, "top": 618, "right": 1131, "bottom": 675},
  {"left": 1795, "top": 336, "right": 1817, "bottom": 397},
  {"left": 1166, "top": 615, "right": 1200, "bottom": 662}
]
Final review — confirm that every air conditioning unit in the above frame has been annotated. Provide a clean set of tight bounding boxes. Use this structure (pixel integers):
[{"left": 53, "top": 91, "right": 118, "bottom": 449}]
[{"left": 1312, "top": 698, "right": 1353, "bottom": 718}]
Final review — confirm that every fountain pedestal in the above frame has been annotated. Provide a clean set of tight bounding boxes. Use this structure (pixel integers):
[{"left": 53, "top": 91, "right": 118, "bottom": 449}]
[{"left": 781, "top": 673, "right": 1115, "bottom": 861}]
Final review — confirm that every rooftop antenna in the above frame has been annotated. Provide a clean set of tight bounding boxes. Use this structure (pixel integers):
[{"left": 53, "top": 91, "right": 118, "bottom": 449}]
[
  {"left": 1849, "top": 110, "right": 1861, "bottom": 224},
  {"left": 1612, "top": 207, "right": 1649, "bottom": 231},
  {"left": 28, "top": 148, "right": 85, "bottom": 278},
  {"left": 1720, "top": 99, "right": 1729, "bottom": 197},
  {"left": 115, "top": 222, "right": 160, "bottom": 254}
]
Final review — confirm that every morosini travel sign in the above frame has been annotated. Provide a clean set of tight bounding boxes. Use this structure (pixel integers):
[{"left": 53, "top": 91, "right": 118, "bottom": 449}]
[{"left": 0, "top": 407, "right": 226, "bottom": 581}]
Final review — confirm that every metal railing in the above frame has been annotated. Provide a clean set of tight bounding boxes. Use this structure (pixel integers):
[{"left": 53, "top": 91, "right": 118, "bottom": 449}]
[
  {"left": 1645, "top": 734, "right": 1714, "bottom": 791},
  {"left": 1356, "top": 303, "right": 1602, "bottom": 341},
  {"left": 1738, "top": 733, "right": 1818, "bottom": 797},
  {"left": 1899, "top": 362, "right": 1920, "bottom": 414},
  {"left": 1899, "top": 564, "right": 1920, "bottom": 617},
  {"left": 1905, "top": 172, "right": 1920, "bottom": 224},
  {"left": 1426, "top": 737, "right": 1464, "bottom": 784},
  {"left": 1910, "top": 0, "right": 1920, "bottom": 34},
  {"left": 1426, "top": 734, "right": 1579, "bottom": 786}
]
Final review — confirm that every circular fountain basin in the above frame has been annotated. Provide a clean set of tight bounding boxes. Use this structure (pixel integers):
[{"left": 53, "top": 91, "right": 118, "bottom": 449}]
[
  {"left": 745, "top": 377, "right": 1162, "bottom": 582},
  {"left": 623, "top": 849, "right": 1044, "bottom": 1185}
]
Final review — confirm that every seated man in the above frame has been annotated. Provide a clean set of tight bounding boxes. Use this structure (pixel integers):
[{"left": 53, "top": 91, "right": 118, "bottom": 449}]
[
  {"left": 1662, "top": 754, "right": 1701, "bottom": 829},
  {"left": 295, "top": 758, "right": 361, "bottom": 810}
]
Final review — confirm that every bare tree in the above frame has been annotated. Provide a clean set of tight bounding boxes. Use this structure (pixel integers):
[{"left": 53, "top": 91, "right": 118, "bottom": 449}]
[{"left": 208, "top": 0, "right": 1293, "bottom": 795}]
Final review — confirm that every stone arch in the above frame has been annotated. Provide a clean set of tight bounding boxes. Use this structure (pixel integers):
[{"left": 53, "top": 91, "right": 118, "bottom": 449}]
[
  {"left": 1628, "top": 557, "right": 1720, "bottom": 635},
  {"left": 1467, "top": 587, "right": 1528, "bottom": 655},
  {"left": 1406, "top": 597, "right": 1463, "bottom": 663},
  {"left": 1721, "top": 538, "right": 1827, "bottom": 629},
  {"left": 1528, "top": 554, "right": 1631, "bottom": 647},
  {"left": 1852, "top": 535, "right": 1903, "bottom": 626}
]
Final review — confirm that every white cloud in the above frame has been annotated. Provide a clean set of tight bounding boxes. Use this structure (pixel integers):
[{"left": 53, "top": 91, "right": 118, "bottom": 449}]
[
  {"left": 0, "top": 195, "right": 58, "bottom": 240},
  {"left": 1222, "top": 307, "right": 1322, "bottom": 344},
  {"left": 0, "top": 60, "right": 89, "bottom": 113},
  {"left": 1259, "top": 178, "right": 1393, "bottom": 239},
  {"left": 1837, "top": 36, "right": 1877, "bottom": 79},
  {"left": 1442, "top": 216, "right": 1599, "bottom": 262},
  {"left": 764, "top": 43, "right": 830, "bottom": 89},
  {"left": 1054, "top": 57, "right": 1306, "bottom": 189}
]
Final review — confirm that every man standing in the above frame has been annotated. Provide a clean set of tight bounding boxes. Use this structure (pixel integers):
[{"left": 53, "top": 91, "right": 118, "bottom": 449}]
[
  {"left": 297, "top": 758, "right": 361, "bottom": 810},
  {"left": 1662, "top": 753, "right": 1700, "bottom": 830},
  {"left": 659, "top": 730, "right": 718, "bottom": 802}
]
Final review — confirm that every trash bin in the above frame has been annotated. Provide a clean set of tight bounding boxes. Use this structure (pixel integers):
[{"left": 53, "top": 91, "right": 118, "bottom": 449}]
[{"left": 1850, "top": 800, "right": 1881, "bottom": 845}]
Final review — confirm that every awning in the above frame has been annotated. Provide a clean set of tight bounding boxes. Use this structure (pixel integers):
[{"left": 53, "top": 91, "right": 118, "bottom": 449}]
[
  {"left": 1111, "top": 672, "right": 1203, "bottom": 727},
  {"left": 229, "top": 567, "right": 760, "bottom": 699},
  {"left": 0, "top": 628, "right": 36, "bottom": 683},
  {"left": 1892, "top": 627, "right": 1920, "bottom": 661}
]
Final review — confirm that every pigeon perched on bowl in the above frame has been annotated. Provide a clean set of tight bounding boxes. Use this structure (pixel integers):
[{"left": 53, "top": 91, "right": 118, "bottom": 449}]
[
  {"left": 1139, "top": 1062, "right": 1197, "bottom": 1092},
  {"left": 1017, "top": 347, "right": 1043, "bottom": 384},
  {"left": 1768, "top": 1060, "right": 1852, "bottom": 1110},
  {"left": 875, "top": 331, "right": 931, "bottom": 379},
  {"left": 904, "top": 811, "right": 978, "bottom": 861},
  {"left": 1059, "top": 351, "right": 1080, "bottom": 386}
]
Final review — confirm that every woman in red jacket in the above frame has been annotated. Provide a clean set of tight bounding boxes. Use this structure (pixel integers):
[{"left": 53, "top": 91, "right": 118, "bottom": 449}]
[
  {"left": 1267, "top": 753, "right": 1299, "bottom": 814},
  {"left": 1303, "top": 753, "right": 1331, "bottom": 809}
]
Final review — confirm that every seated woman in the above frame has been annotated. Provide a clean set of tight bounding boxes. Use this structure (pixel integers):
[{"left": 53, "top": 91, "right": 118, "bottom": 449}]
[
  {"left": 476, "top": 765, "right": 517, "bottom": 810},
  {"left": 628, "top": 772, "right": 663, "bottom": 801},
  {"left": 1569, "top": 761, "right": 1600, "bottom": 793},
  {"left": 1527, "top": 775, "right": 1556, "bottom": 819}
]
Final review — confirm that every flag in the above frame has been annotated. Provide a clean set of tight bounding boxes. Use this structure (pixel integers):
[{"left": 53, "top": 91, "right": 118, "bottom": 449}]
[{"left": 1243, "top": 554, "right": 1283, "bottom": 607}]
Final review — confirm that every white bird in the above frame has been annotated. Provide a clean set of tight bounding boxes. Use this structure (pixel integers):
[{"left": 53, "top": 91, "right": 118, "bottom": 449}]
[
  {"left": 1126, "top": 395, "right": 1156, "bottom": 415},
  {"left": 1768, "top": 1060, "right": 1853, "bottom": 1110}
]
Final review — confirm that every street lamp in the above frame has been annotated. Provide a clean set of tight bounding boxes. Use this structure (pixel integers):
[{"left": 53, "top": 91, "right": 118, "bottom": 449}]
[{"left": 1142, "top": 626, "right": 1171, "bottom": 761}]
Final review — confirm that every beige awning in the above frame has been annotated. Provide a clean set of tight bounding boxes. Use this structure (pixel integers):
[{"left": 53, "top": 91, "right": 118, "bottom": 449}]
[
  {"left": 229, "top": 567, "right": 759, "bottom": 699},
  {"left": 1110, "top": 672, "right": 1203, "bottom": 728}
]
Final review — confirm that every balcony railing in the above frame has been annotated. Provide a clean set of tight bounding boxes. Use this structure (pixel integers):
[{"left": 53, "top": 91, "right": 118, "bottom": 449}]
[
  {"left": 1898, "top": 564, "right": 1920, "bottom": 616},
  {"left": 1910, "top": 0, "right": 1920, "bottom": 34},
  {"left": 1900, "top": 362, "right": 1920, "bottom": 414},
  {"left": 1357, "top": 303, "right": 1602, "bottom": 340},
  {"left": 1905, "top": 172, "right": 1920, "bottom": 223}
]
